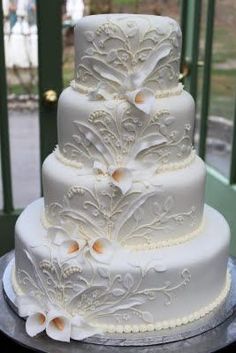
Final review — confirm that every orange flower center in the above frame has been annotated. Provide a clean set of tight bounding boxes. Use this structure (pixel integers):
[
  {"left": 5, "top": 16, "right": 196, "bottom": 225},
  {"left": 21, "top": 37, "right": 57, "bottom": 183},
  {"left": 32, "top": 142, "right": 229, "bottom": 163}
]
[
  {"left": 135, "top": 92, "right": 145, "bottom": 104},
  {"left": 52, "top": 317, "right": 65, "bottom": 331},
  {"left": 92, "top": 240, "right": 104, "bottom": 254},
  {"left": 67, "top": 242, "right": 79, "bottom": 254},
  {"left": 38, "top": 313, "right": 46, "bottom": 325},
  {"left": 112, "top": 169, "right": 123, "bottom": 182}
]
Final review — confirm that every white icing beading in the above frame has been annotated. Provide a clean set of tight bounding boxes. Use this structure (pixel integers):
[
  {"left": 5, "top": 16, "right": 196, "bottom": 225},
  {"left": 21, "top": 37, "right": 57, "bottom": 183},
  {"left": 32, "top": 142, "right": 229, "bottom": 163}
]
[
  {"left": 125, "top": 220, "right": 204, "bottom": 250},
  {"left": 71, "top": 80, "right": 183, "bottom": 99},
  {"left": 54, "top": 145, "right": 196, "bottom": 174},
  {"left": 157, "top": 149, "right": 196, "bottom": 173},
  {"left": 54, "top": 146, "right": 82, "bottom": 169}
]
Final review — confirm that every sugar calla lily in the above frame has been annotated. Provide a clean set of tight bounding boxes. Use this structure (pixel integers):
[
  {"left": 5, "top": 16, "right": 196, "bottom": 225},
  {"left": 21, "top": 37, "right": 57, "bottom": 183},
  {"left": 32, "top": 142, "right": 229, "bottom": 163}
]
[
  {"left": 59, "top": 239, "right": 86, "bottom": 258},
  {"left": 26, "top": 312, "right": 47, "bottom": 337},
  {"left": 17, "top": 295, "right": 47, "bottom": 337},
  {"left": 89, "top": 238, "right": 114, "bottom": 264},
  {"left": 46, "top": 310, "right": 71, "bottom": 342},
  {"left": 93, "top": 161, "right": 132, "bottom": 194},
  {"left": 71, "top": 315, "right": 103, "bottom": 340},
  {"left": 108, "top": 166, "right": 132, "bottom": 194},
  {"left": 125, "top": 88, "right": 156, "bottom": 114},
  {"left": 47, "top": 226, "right": 86, "bottom": 257}
]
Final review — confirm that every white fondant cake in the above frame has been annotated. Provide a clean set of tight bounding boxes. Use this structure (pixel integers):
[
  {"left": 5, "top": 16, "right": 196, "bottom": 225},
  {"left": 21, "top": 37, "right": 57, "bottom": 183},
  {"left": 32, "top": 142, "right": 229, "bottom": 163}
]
[{"left": 13, "top": 14, "right": 231, "bottom": 343}]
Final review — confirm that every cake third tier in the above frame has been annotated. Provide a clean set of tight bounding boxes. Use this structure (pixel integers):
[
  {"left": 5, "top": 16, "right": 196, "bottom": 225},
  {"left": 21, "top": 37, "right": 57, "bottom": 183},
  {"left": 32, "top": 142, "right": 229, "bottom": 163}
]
[{"left": 42, "top": 152, "right": 206, "bottom": 249}]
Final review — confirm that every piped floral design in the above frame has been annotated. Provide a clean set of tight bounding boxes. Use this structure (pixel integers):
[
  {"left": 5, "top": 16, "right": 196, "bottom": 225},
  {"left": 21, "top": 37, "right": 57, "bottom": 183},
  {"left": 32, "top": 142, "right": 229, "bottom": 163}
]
[
  {"left": 76, "top": 16, "right": 181, "bottom": 99},
  {"left": 16, "top": 247, "right": 192, "bottom": 342},
  {"left": 45, "top": 182, "right": 197, "bottom": 248},
  {"left": 62, "top": 106, "right": 192, "bottom": 171}
]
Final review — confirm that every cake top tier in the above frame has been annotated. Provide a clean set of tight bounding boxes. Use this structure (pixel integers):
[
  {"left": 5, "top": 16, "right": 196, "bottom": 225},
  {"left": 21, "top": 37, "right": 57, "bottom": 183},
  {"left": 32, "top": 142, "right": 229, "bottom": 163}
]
[{"left": 74, "top": 14, "right": 182, "bottom": 97}]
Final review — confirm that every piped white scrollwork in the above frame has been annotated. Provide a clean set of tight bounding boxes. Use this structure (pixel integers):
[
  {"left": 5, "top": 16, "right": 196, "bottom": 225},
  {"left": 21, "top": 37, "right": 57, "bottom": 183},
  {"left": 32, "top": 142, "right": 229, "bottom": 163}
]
[
  {"left": 15, "top": 243, "right": 192, "bottom": 341},
  {"left": 62, "top": 107, "right": 192, "bottom": 169},
  {"left": 43, "top": 179, "right": 197, "bottom": 248},
  {"left": 75, "top": 16, "right": 181, "bottom": 97}
]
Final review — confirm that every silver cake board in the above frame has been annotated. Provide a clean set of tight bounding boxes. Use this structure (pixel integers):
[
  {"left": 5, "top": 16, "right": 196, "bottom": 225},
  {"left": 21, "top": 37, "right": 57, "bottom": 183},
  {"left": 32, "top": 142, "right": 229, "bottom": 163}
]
[{"left": 1, "top": 251, "right": 236, "bottom": 351}]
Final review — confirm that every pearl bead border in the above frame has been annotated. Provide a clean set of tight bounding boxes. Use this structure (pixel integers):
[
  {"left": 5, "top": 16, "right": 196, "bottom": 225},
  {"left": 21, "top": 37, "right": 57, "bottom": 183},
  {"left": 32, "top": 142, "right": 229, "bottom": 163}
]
[
  {"left": 70, "top": 80, "right": 184, "bottom": 99},
  {"left": 93, "top": 272, "right": 231, "bottom": 334},
  {"left": 53, "top": 145, "right": 196, "bottom": 175},
  {"left": 124, "top": 220, "right": 204, "bottom": 251},
  {"left": 54, "top": 146, "right": 83, "bottom": 169},
  {"left": 157, "top": 149, "right": 196, "bottom": 173}
]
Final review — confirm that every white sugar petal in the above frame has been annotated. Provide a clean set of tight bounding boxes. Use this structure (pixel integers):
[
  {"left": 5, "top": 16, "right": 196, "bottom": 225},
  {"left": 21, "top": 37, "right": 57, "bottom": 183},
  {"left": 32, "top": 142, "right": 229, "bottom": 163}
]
[
  {"left": 26, "top": 312, "right": 46, "bottom": 337},
  {"left": 47, "top": 226, "right": 69, "bottom": 245},
  {"left": 17, "top": 295, "right": 44, "bottom": 317},
  {"left": 71, "top": 316, "right": 102, "bottom": 340},
  {"left": 89, "top": 238, "right": 114, "bottom": 264},
  {"left": 46, "top": 311, "right": 71, "bottom": 342}
]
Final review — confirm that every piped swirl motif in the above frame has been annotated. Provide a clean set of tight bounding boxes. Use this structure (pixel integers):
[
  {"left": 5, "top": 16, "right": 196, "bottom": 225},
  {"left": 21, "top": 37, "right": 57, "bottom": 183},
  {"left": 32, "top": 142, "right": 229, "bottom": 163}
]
[
  {"left": 15, "top": 242, "right": 192, "bottom": 341},
  {"left": 44, "top": 178, "right": 197, "bottom": 248},
  {"left": 75, "top": 16, "right": 181, "bottom": 96},
  {"left": 62, "top": 106, "right": 192, "bottom": 169}
]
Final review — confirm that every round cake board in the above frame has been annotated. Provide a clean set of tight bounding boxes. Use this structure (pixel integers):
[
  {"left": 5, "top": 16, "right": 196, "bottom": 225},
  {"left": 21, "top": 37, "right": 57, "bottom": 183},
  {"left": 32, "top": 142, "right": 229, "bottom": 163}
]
[{"left": 2, "top": 251, "right": 236, "bottom": 350}]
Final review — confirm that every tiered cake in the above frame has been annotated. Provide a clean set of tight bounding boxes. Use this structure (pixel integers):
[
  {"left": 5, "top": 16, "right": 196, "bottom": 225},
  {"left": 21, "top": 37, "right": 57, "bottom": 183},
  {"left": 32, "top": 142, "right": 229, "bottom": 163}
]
[{"left": 13, "top": 14, "right": 230, "bottom": 343}]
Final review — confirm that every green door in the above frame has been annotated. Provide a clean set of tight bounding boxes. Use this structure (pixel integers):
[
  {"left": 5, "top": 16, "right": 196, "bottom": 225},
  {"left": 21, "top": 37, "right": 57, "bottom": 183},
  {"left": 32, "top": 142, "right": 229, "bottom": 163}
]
[
  {"left": 0, "top": 0, "right": 62, "bottom": 255},
  {"left": 182, "top": 0, "right": 236, "bottom": 254}
]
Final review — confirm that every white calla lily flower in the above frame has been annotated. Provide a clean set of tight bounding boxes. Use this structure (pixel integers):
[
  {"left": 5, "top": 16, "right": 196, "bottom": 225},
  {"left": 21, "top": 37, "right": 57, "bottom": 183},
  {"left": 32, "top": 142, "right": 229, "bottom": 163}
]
[
  {"left": 93, "top": 161, "right": 132, "bottom": 194},
  {"left": 71, "top": 315, "right": 103, "bottom": 340},
  {"left": 59, "top": 238, "right": 86, "bottom": 258},
  {"left": 47, "top": 226, "right": 86, "bottom": 258},
  {"left": 125, "top": 88, "right": 156, "bottom": 114},
  {"left": 108, "top": 166, "right": 132, "bottom": 194},
  {"left": 17, "top": 295, "right": 47, "bottom": 337},
  {"left": 26, "top": 312, "right": 47, "bottom": 337},
  {"left": 89, "top": 237, "right": 114, "bottom": 264},
  {"left": 46, "top": 310, "right": 71, "bottom": 342}
]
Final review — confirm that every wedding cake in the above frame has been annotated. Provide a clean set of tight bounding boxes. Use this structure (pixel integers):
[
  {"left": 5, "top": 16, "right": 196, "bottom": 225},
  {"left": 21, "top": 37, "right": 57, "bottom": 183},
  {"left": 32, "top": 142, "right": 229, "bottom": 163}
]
[{"left": 12, "top": 14, "right": 231, "bottom": 343}]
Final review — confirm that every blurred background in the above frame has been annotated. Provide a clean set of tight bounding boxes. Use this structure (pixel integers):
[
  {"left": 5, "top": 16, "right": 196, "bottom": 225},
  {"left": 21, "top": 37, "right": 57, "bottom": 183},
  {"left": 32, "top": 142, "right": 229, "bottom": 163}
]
[{"left": 0, "top": 0, "right": 236, "bottom": 254}]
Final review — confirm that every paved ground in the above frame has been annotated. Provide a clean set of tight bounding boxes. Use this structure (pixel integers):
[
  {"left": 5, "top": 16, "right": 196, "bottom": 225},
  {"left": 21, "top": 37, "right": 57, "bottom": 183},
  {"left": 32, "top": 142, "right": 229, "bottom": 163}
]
[{"left": 0, "top": 110, "right": 232, "bottom": 210}]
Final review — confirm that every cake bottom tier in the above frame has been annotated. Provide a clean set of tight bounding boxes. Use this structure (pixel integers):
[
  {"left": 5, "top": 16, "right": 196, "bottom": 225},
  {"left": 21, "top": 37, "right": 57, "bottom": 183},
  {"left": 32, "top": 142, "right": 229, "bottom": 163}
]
[{"left": 13, "top": 198, "right": 230, "bottom": 339}]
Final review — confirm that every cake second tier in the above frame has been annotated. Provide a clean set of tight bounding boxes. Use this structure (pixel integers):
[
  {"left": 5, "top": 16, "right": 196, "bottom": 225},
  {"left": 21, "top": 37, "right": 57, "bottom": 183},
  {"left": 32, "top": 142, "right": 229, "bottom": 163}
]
[
  {"left": 42, "top": 152, "right": 206, "bottom": 249},
  {"left": 57, "top": 87, "right": 195, "bottom": 172}
]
